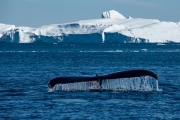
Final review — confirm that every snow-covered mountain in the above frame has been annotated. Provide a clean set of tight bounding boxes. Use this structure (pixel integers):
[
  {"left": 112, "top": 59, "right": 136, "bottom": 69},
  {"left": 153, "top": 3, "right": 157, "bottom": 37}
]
[{"left": 1, "top": 10, "right": 180, "bottom": 43}]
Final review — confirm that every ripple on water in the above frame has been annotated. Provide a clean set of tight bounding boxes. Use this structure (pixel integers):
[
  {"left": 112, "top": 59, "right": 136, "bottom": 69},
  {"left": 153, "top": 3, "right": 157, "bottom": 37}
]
[{"left": 0, "top": 43, "right": 180, "bottom": 119}]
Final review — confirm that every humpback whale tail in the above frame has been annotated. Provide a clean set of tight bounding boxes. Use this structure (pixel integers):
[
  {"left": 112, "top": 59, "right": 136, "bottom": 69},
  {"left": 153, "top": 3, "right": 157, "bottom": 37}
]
[{"left": 48, "top": 70, "right": 159, "bottom": 91}]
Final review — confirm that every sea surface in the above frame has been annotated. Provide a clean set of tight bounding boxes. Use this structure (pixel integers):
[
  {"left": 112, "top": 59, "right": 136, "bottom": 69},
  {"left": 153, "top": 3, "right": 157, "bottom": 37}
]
[{"left": 0, "top": 43, "right": 180, "bottom": 119}]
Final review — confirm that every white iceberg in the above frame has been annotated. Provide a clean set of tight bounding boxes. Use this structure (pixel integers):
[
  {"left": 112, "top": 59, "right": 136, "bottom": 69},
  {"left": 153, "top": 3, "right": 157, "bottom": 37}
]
[
  {"left": 102, "top": 10, "right": 126, "bottom": 19},
  {"left": 0, "top": 10, "right": 180, "bottom": 43}
]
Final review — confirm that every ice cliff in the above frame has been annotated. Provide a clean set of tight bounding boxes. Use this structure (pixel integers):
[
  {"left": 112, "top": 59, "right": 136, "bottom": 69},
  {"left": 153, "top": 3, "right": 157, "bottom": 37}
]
[{"left": 1, "top": 10, "right": 180, "bottom": 43}]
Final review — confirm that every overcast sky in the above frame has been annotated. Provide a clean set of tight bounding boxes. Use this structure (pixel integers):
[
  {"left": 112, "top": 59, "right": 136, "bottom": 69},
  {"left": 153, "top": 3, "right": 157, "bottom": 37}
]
[{"left": 0, "top": 0, "right": 180, "bottom": 27}]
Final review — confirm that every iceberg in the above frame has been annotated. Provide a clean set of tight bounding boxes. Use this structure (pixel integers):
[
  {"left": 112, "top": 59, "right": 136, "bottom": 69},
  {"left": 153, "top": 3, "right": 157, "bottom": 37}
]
[{"left": 0, "top": 10, "right": 180, "bottom": 43}]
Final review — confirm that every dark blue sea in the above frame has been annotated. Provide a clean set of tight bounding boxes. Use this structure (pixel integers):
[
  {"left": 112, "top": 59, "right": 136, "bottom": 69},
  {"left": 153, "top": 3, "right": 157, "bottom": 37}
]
[{"left": 0, "top": 43, "right": 180, "bottom": 119}]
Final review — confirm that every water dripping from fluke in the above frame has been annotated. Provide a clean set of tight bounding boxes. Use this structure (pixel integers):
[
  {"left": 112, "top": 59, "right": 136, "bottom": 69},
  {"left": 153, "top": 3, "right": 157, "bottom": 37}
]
[
  {"left": 48, "top": 77, "right": 159, "bottom": 92},
  {"left": 48, "top": 70, "right": 160, "bottom": 92}
]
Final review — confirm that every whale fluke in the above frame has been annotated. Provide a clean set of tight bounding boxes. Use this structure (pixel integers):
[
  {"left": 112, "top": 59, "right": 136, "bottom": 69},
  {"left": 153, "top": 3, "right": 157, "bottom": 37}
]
[{"left": 48, "top": 70, "right": 158, "bottom": 88}]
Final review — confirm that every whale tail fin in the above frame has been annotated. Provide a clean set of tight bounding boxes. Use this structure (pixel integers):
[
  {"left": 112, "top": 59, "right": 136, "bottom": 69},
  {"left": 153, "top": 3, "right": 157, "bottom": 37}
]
[
  {"left": 48, "top": 70, "right": 159, "bottom": 92},
  {"left": 102, "top": 70, "right": 158, "bottom": 80}
]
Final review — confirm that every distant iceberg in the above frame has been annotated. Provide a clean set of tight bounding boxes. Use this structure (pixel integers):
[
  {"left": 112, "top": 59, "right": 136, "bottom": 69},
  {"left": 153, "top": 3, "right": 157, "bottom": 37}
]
[{"left": 1, "top": 10, "right": 180, "bottom": 43}]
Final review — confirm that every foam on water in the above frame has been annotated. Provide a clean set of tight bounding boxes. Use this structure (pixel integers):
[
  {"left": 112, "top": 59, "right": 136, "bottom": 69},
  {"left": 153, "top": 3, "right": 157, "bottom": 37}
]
[
  {"left": 79, "top": 50, "right": 124, "bottom": 53},
  {"left": 79, "top": 50, "right": 180, "bottom": 53},
  {"left": 157, "top": 43, "right": 166, "bottom": 45},
  {"left": 49, "top": 76, "right": 160, "bottom": 92},
  {"left": 0, "top": 51, "right": 49, "bottom": 53},
  {"left": 1, "top": 49, "right": 180, "bottom": 53}
]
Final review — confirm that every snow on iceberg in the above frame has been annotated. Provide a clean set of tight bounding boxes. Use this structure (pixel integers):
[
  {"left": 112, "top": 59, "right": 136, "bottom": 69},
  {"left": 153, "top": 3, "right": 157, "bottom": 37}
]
[
  {"left": 102, "top": 10, "right": 126, "bottom": 19},
  {"left": 0, "top": 10, "right": 180, "bottom": 43}
]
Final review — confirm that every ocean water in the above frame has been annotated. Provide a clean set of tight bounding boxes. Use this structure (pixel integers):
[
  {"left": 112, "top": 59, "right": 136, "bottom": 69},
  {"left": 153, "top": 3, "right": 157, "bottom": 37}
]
[{"left": 0, "top": 43, "right": 180, "bottom": 119}]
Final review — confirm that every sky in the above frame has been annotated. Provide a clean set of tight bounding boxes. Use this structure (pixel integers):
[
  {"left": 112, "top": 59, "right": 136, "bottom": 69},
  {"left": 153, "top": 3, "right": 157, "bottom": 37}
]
[{"left": 0, "top": 0, "right": 180, "bottom": 28}]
